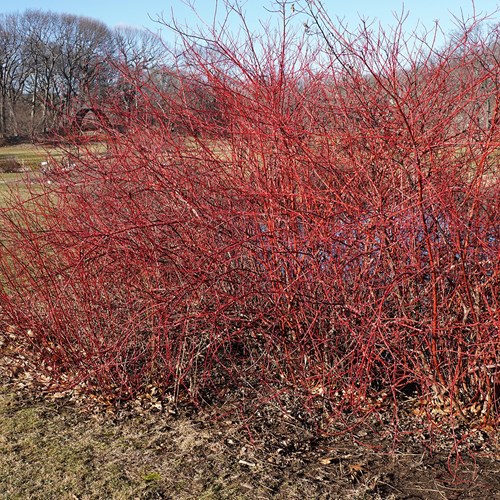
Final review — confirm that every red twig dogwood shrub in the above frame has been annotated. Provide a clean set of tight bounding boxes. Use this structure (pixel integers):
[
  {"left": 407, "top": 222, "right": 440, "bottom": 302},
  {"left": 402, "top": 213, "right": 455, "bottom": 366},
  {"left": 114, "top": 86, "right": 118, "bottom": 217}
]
[{"left": 0, "top": 2, "right": 498, "bottom": 437}]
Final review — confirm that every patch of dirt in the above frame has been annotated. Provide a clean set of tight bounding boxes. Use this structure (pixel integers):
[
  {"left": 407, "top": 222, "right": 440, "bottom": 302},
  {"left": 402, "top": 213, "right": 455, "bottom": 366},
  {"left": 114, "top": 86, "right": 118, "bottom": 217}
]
[{"left": 1, "top": 373, "right": 499, "bottom": 500}]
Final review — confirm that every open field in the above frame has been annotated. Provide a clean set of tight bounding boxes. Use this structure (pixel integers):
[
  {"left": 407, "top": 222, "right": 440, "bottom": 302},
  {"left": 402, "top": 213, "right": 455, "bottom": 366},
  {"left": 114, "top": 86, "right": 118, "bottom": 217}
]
[
  {"left": 0, "top": 141, "right": 108, "bottom": 201},
  {"left": 0, "top": 172, "right": 45, "bottom": 205},
  {"left": 0, "top": 173, "right": 26, "bottom": 187},
  {"left": 0, "top": 143, "right": 65, "bottom": 171},
  {"left": 0, "top": 142, "right": 107, "bottom": 172},
  {"left": 0, "top": 174, "right": 28, "bottom": 204}
]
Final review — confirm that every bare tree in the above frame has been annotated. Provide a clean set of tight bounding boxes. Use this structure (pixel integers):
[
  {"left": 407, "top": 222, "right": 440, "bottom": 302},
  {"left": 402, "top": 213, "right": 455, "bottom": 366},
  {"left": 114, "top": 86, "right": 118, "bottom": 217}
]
[
  {"left": 113, "top": 26, "right": 164, "bottom": 70},
  {"left": 0, "top": 13, "right": 30, "bottom": 136},
  {"left": 53, "top": 14, "right": 112, "bottom": 114},
  {"left": 20, "top": 10, "right": 61, "bottom": 137}
]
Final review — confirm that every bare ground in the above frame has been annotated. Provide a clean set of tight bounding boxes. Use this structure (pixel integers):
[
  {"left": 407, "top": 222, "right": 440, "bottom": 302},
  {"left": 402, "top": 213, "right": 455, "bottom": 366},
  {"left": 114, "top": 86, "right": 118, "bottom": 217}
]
[{"left": 1, "top": 373, "right": 499, "bottom": 500}]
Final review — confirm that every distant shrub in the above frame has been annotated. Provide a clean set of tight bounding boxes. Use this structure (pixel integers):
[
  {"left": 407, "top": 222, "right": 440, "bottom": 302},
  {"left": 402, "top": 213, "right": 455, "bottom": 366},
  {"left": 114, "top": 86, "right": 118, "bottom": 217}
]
[{"left": 0, "top": 157, "right": 25, "bottom": 173}]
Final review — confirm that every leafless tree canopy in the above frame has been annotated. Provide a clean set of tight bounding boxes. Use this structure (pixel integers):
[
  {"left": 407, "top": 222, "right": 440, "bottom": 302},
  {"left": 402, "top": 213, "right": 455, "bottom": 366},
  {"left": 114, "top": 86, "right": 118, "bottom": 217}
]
[{"left": 0, "top": 9, "right": 166, "bottom": 139}]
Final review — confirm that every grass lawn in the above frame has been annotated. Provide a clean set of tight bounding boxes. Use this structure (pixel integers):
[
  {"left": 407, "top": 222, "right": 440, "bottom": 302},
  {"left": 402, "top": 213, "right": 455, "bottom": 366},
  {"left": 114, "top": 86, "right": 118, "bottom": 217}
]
[
  {"left": 0, "top": 174, "right": 25, "bottom": 204},
  {"left": 0, "top": 141, "right": 107, "bottom": 172},
  {"left": 0, "top": 376, "right": 499, "bottom": 499},
  {"left": 0, "top": 172, "right": 44, "bottom": 205},
  {"left": 0, "top": 143, "right": 65, "bottom": 171}
]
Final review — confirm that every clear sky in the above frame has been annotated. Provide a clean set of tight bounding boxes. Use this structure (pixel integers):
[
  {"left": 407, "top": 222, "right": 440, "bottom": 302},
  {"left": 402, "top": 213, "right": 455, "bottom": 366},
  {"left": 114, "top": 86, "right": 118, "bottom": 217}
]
[{"left": 1, "top": 0, "right": 498, "bottom": 46}]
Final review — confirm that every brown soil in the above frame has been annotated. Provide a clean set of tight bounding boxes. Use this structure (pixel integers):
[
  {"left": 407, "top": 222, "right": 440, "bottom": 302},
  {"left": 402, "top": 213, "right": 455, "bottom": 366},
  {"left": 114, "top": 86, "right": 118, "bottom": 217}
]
[{"left": 1, "top": 372, "right": 499, "bottom": 500}]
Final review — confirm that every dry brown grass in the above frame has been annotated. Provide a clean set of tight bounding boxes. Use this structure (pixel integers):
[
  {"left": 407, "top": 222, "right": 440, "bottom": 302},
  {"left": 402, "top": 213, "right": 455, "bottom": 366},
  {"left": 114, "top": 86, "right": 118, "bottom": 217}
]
[
  {"left": 0, "top": 143, "right": 65, "bottom": 171},
  {"left": 1, "top": 377, "right": 499, "bottom": 499}
]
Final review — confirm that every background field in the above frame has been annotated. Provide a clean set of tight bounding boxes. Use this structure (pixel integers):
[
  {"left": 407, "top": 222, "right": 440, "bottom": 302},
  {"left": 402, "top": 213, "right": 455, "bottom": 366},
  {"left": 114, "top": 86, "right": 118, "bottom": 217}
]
[{"left": 0, "top": 143, "right": 64, "bottom": 170}]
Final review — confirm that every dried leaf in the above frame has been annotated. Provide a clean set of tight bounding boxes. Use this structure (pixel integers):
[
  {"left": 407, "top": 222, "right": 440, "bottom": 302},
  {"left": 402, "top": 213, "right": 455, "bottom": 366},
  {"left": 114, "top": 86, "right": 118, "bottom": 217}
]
[
  {"left": 348, "top": 463, "right": 364, "bottom": 473},
  {"left": 238, "top": 460, "right": 256, "bottom": 467}
]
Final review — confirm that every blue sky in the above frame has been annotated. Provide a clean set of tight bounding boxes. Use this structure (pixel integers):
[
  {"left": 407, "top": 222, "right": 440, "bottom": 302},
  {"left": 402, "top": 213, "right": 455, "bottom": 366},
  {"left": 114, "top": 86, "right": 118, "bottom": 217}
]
[{"left": 1, "top": 0, "right": 498, "bottom": 46}]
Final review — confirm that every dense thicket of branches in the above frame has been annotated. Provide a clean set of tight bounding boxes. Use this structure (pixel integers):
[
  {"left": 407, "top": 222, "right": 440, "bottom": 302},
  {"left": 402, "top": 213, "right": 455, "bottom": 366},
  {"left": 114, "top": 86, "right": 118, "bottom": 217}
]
[
  {"left": 0, "top": 9, "right": 165, "bottom": 139},
  {"left": 0, "top": 1, "right": 498, "bottom": 443}
]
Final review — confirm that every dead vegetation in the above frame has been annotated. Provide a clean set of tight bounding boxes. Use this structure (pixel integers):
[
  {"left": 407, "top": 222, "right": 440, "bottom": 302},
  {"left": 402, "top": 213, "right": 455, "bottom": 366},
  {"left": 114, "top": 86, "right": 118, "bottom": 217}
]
[{"left": 1, "top": 374, "right": 499, "bottom": 499}]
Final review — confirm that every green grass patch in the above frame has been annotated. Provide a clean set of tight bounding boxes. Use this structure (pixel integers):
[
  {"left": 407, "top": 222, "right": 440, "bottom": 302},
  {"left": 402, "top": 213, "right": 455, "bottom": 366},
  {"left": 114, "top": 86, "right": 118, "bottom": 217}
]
[{"left": 0, "top": 173, "right": 43, "bottom": 205}]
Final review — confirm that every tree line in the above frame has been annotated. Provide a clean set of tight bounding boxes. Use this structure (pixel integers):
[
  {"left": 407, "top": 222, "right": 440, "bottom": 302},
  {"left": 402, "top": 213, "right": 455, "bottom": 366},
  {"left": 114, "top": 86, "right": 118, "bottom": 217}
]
[
  {"left": 1, "top": 7, "right": 498, "bottom": 144},
  {"left": 0, "top": 9, "right": 166, "bottom": 140}
]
